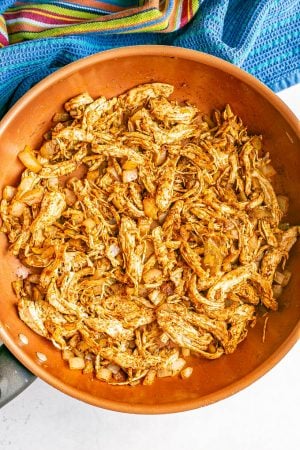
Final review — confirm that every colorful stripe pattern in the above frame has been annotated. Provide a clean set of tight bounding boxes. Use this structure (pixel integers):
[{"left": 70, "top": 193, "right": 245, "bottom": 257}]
[{"left": 0, "top": 1, "right": 200, "bottom": 45}]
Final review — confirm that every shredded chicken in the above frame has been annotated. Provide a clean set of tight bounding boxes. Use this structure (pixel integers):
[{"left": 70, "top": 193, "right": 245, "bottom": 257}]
[{"left": 1, "top": 83, "right": 298, "bottom": 386}]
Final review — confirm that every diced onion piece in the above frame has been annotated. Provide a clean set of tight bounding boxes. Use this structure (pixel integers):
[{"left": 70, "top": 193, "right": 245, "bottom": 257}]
[
  {"left": 277, "top": 195, "right": 289, "bottom": 215},
  {"left": 261, "top": 164, "right": 276, "bottom": 178},
  {"left": 181, "top": 367, "right": 193, "bottom": 379},
  {"left": 123, "top": 169, "right": 138, "bottom": 183},
  {"left": 96, "top": 367, "right": 112, "bottom": 382},
  {"left": 9, "top": 200, "right": 25, "bottom": 217},
  {"left": 148, "top": 289, "right": 163, "bottom": 306},
  {"left": 143, "top": 369, "right": 156, "bottom": 386},
  {"left": 107, "top": 363, "right": 120, "bottom": 375},
  {"left": 108, "top": 243, "right": 120, "bottom": 258},
  {"left": 36, "top": 352, "right": 47, "bottom": 363},
  {"left": 170, "top": 358, "right": 186, "bottom": 373},
  {"left": 16, "top": 265, "right": 29, "bottom": 279},
  {"left": 2, "top": 186, "right": 16, "bottom": 201},
  {"left": 157, "top": 368, "right": 173, "bottom": 378},
  {"left": 181, "top": 348, "right": 190, "bottom": 357},
  {"left": 158, "top": 359, "right": 186, "bottom": 377},
  {"left": 153, "top": 148, "right": 167, "bottom": 166},
  {"left": 142, "top": 268, "right": 163, "bottom": 284},
  {"left": 62, "top": 349, "right": 74, "bottom": 361},
  {"left": 18, "top": 146, "right": 42, "bottom": 173},
  {"left": 143, "top": 197, "right": 158, "bottom": 219},
  {"left": 18, "top": 333, "right": 29, "bottom": 345},
  {"left": 69, "top": 356, "right": 85, "bottom": 370},
  {"left": 272, "top": 284, "right": 283, "bottom": 299},
  {"left": 230, "top": 229, "right": 239, "bottom": 239},
  {"left": 123, "top": 160, "right": 137, "bottom": 170}
]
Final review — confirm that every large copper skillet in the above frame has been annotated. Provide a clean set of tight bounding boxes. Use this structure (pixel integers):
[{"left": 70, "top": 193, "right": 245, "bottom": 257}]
[{"left": 0, "top": 46, "right": 299, "bottom": 413}]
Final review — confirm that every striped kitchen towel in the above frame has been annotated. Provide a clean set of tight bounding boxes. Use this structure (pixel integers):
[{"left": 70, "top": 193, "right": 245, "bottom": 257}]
[{"left": 0, "top": 1, "right": 199, "bottom": 45}]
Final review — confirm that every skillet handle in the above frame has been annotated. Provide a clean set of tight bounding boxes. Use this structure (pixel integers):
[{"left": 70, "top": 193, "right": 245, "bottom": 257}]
[{"left": 0, "top": 345, "right": 35, "bottom": 408}]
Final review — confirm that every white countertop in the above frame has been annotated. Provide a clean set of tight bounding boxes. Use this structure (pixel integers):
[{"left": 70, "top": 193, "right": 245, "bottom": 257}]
[{"left": 1, "top": 84, "right": 299, "bottom": 450}]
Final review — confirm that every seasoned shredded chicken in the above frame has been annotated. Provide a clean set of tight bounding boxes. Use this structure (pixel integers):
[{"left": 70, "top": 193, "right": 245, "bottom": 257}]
[{"left": 1, "top": 83, "right": 299, "bottom": 386}]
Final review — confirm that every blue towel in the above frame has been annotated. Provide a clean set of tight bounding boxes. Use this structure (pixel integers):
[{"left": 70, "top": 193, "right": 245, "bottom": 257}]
[{"left": 0, "top": 0, "right": 299, "bottom": 118}]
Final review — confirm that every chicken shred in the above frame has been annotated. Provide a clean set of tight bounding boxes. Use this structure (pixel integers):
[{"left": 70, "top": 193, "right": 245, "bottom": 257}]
[{"left": 1, "top": 83, "right": 298, "bottom": 386}]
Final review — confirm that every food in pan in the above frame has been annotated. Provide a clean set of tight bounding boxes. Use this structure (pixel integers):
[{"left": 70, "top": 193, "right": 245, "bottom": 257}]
[{"left": 0, "top": 83, "right": 298, "bottom": 385}]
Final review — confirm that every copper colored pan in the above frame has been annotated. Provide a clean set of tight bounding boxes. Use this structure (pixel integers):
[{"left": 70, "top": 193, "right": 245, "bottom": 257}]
[{"left": 0, "top": 46, "right": 299, "bottom": 413}]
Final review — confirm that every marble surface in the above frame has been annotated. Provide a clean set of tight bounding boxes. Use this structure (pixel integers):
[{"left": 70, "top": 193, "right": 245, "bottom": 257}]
[{"left": 0, "top": 84, "right": 299, "bottom": 450}]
